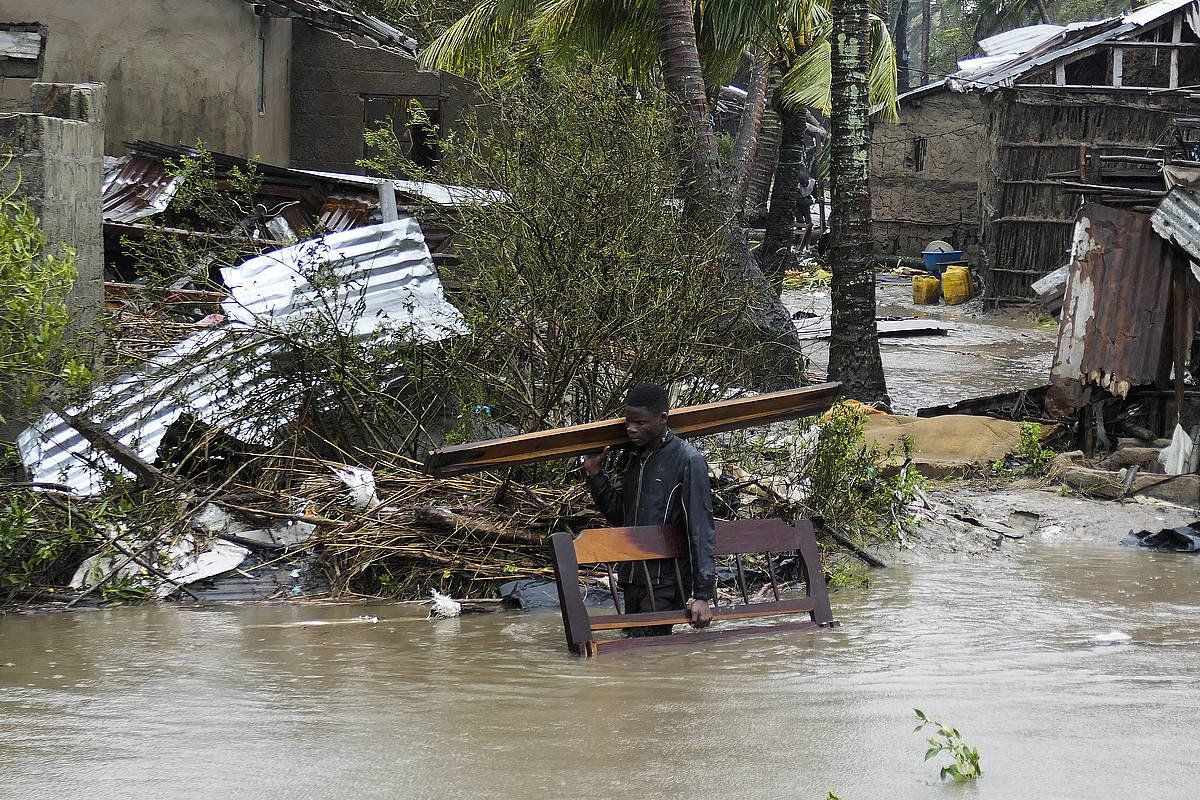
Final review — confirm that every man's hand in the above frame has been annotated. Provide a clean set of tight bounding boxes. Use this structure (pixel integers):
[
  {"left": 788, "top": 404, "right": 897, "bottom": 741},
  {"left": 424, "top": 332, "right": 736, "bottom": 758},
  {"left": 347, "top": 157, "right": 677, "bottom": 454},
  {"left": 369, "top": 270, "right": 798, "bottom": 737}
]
[
  {"left": 687, "top": 598, "right": 713, "bottom": 628},
  {"left": 581, "top": 447, "right": 608, "bottom": 476}
]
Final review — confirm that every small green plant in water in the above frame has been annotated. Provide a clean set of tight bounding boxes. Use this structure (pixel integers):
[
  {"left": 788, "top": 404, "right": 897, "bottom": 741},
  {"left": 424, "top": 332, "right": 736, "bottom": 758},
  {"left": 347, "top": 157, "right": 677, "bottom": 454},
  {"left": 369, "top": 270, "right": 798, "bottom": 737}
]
[
  {"left": 1018, "top": 422, "right": 1054, "bottom": 476},
  {"left": 826, "top": 558, "right": 868, "bottom": 589},
  {"left": 914, "top": 708, "right": 982, "bottom": 782}
]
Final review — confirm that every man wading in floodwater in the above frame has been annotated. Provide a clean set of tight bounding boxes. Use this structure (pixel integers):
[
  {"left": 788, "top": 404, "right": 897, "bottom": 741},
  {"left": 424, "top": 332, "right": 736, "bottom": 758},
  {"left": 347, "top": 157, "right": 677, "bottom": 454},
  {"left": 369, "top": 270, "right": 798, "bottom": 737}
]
[{"left": 581, "top": 384, "right": 716, "bottom": 636}]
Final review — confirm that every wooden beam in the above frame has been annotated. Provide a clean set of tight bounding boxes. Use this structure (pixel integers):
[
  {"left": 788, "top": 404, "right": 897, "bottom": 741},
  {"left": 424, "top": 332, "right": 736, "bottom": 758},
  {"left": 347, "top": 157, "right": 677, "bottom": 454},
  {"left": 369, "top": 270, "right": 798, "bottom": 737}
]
[
  {"left": 425, "top": 383, "right": 843, "bottom": 476},
  {"left": 1171, "top": 16, "right": 1183, "bottom": 88},
  {"left": 1112, "top": 46, "right": 1123, "bottom": 87}
]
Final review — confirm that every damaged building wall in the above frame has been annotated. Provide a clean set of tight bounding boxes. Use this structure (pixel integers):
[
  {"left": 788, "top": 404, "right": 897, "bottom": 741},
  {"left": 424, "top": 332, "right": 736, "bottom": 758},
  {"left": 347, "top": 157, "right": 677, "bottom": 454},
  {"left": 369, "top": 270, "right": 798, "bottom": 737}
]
[
  {"left": 289, "top": 24, "right": 480, "bottom": 174},
  {"left": 870, "top": 91, "right": 988, "bottom": 261},
  {"left": 0, "top": 0, "right": 292, "bottom": 163},
  {"left": 980, "top": 89, "right": 1193, "bottom": 301},
  {"left": 0, "top": 82, "right": 105, "bottom": 440}
]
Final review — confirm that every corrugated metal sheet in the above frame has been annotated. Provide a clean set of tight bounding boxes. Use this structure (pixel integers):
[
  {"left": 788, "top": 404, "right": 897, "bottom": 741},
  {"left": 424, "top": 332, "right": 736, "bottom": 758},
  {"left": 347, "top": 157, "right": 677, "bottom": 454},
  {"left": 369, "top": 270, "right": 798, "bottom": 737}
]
[
  {"left": 924, "top": 0, "right": 1198, "bottom": 93},
  {"left": 977, "top": 24, "right": 1065, "bottom": 57},
  {"left": 20, "top": 219, "right": 466, "bottom": 495},
  {"left": 1151, "top": 186, "right": 1200, "bottom": 262},
  {"left": 1051, "top": 204, "right": 1175, "bottom": 397},
  {"left": 100, "top": 155, "right": 182, "bottom": 224},
  {"left": 18, "top": 328, "right": 284, "bottom": 495},
  {"left": 250, "top": 0, "right": 417, "bottom": 54},
  {"left": 221, "top": 217, "right": 467, "bottom": 339}
]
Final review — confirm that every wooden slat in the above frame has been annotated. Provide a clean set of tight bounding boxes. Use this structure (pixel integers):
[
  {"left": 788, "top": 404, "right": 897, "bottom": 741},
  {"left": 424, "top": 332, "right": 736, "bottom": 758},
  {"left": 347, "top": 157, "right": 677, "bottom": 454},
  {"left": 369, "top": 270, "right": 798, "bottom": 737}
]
[
  {"left": 588, "top": 598, "right": 816, "bottom": 630},
  {"left": 714, "top": 519, "right": 801, "bottom": 555},
  {"left": 572, "top": 520, "right": 802, "bottom": 564},
  {"left": 572, "top": 525, "right": 684, "bottom": 563},
  {"left": 425, "top": 383, "right": 841, "bottom": 476},
  {"left": 593, "top": 619, "right": 824, "bottom": 654}
]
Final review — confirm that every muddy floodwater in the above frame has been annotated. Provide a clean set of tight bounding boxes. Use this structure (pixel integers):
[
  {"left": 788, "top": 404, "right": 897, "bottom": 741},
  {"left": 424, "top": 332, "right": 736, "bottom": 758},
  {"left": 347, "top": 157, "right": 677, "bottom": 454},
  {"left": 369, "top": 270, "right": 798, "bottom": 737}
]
[
  {"left": 3, "top": 537, "right": 1198, "bottom": 799},
  {"left": 786, "top": 282, "right": 1057, "bottom": 414}
]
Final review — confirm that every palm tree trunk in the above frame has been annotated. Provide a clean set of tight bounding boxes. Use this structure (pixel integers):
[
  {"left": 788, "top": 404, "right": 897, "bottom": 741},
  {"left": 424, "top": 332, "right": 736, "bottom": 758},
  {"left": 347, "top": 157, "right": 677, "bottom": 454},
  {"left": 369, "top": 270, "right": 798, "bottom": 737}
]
[
  {"left": 729, "top": 52, "right": 772, "bottom": 209},
  {"left": 745, "top": 91, "right": 782, "bottom": 219},
  {"left": 894, "top": 0, "right": 911, "bottom": 93},
  {"left": 828, "top": 0, "right": 889, "bottom": 405},
  {"left": 761, "top": 100, "right": 809, "bottom": 295},
  {"left": 1032, "top": 0, "right": 1053, "bottom": 24},
  {"left": 655, "top": 0, "right": 727, "bottom": 221},
  {"left": 920, "top": 0, "right": 930, "bottom": 84},
  {"left": 655, "top": 0, "right": 803, "bottom": 387}
]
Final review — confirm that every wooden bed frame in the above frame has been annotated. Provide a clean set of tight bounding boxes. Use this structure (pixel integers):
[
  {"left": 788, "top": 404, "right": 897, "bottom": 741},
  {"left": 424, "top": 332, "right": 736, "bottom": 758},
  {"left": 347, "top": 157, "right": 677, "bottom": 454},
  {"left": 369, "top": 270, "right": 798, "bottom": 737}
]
[{"left": 549, "top": 519, "right": 837, "bottom": 657}]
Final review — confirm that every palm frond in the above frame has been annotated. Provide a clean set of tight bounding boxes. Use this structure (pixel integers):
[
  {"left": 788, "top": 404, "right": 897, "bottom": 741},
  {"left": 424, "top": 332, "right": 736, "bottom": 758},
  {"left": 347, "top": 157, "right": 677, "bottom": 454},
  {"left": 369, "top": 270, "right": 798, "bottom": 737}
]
[
  {"left": 777, "top": 11, "right": 898, "bottom": 122},
  {"left": 532, "top": 0, "right": 660, "bottom": 80},
  {"left": 418, "top": 0, "right": 541, "bottom": 77},
  {"left": 779, "top": 36, "right": 832, "bottom": 114},
  {"left": 868, "top": 13, "right": 899, "bottom": 123}
]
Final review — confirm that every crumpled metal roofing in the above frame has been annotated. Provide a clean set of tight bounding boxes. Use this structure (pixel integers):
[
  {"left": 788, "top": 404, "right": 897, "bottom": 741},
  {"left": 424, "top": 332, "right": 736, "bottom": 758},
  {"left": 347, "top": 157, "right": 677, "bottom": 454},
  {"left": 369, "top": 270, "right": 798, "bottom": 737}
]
[
  {"left": 20, "top": 219, "right": 465, "bottom": 495},
  {"left": 247, "top": 0, "right": 417, "bottom": 55},
  {"left": 906, "top": 0, "right": 1198, "bottom": 98},
  {"left": 220, "top": 217, "right": 467, "bottom": 339},
  {"left": 100, "top": 155, "right": 182, "bottom": 224},
  {"left": 1151, "top": 185, "right": 1200, "bottom": 262},
  {"left": 1051, "top": 203, "right": 1177, "bottom": 397},
  {"left": 977, "top": 24, "right": 1065, "bottom": 57},
  {"left": 297, "top": 169, "right": 507, "bottom": 207}
]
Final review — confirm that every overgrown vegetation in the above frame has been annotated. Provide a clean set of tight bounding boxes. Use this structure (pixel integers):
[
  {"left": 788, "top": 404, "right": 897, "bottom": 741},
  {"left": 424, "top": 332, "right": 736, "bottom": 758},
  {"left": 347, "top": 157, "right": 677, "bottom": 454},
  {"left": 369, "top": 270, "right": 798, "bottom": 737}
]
[
  {"left": 914, "top": 708, "right": 982, "bottom": 782},
  {"left": 712, "top": 403, "right": 923, "bottom": 548},
  {"left": 363, "top": 64, "right": 784, "bottom": 432},
  {"left": 123, "top": 143, "right": 271, "bottom": 291},
  {"left": 0, "top": 186, "right": 89, "bottom": 423}
]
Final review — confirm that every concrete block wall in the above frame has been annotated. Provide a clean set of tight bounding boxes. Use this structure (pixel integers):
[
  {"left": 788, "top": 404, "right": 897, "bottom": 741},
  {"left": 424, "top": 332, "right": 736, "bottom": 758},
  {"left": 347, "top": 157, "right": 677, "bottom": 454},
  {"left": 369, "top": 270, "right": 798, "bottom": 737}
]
[
  {"left": 290, "top": 24, "right": 481, "bottom": 173},
  {"left": 0, "top": 82, "right": 104, "bottom": 440}
]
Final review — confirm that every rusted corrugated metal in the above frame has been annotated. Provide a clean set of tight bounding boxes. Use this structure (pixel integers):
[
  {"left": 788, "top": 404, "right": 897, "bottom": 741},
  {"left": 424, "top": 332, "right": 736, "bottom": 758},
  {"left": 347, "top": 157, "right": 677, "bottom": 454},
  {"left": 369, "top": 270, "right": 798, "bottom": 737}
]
[
  {"left": 1051, "top": 203, "right": 1175, "bottom": 397},
  {"left": 1151, "top": 185, "right": 1200, "bottom": 263},
  {"left": 101, "top": 142, "right": 385, "bottom": 236},
  {"left": 100, "top": 155, "right": 182, "bottom": 224}
]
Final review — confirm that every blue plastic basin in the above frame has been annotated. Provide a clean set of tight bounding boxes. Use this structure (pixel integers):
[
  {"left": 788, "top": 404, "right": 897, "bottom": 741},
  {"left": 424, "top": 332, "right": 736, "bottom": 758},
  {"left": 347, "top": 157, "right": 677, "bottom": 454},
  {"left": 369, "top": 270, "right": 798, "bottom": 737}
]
[{"left": 922, "top": 250, "right": 964, "bottom": 278}]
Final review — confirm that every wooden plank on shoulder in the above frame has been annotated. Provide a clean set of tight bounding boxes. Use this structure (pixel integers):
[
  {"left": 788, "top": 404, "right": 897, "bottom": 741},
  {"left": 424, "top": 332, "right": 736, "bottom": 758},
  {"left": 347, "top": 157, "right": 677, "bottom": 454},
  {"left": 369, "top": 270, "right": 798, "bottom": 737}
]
[{"left": 425, "top": 383, "right": 842, "bottom": 476}]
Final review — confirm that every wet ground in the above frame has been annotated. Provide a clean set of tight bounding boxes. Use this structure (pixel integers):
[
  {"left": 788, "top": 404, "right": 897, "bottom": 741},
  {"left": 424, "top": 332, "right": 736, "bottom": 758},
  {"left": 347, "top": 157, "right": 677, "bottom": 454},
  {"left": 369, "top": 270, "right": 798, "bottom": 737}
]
[
  {"left": 3, "top": 528, "right": 1199, "bottom": 799},
  {"left": 784, "top": 280, "right": 1057, "bottom": 414}
]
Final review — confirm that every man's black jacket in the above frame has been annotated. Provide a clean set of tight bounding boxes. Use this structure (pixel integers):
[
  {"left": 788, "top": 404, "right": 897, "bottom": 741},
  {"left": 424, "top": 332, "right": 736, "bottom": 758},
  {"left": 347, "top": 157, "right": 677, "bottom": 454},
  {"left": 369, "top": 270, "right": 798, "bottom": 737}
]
[{"left": 586, "top": 430, "right": 716, "bottom": 601}]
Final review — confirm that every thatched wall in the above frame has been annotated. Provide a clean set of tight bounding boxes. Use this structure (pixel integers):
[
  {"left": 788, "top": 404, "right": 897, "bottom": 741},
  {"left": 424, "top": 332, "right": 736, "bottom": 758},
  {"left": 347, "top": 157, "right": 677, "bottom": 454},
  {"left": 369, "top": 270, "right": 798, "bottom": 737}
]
[{"left": 980, "top": 89, "right": 1192, "bottom": 302}]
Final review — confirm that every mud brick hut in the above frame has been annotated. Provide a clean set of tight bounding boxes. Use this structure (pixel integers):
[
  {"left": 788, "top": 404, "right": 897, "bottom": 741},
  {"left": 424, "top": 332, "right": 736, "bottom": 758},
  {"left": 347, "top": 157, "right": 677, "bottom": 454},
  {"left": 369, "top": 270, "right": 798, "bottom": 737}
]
[{"left": 871, "top": 0, "right": 1200, "bottom": 302}]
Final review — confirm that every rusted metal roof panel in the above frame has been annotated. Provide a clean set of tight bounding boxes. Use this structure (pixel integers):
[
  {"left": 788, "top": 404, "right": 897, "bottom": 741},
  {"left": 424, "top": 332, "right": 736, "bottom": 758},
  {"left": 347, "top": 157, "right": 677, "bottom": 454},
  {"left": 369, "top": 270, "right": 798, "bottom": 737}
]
[
  {"left": 1051, "top": 203, "right": 1175, "bottom": 396},
  {"left": 1151, "top": 185, "right": 1200, "bottom": 263},
  {"left": 100, "top": 155, "right": 182, "bottom": 224}
]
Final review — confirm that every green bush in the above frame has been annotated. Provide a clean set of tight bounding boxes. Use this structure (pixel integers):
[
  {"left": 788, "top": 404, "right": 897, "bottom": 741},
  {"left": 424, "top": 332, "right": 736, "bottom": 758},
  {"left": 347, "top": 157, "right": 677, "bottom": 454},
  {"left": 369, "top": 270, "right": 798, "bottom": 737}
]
[
  {"left": 0, "top": 188, "right": 88, "bottom": 422},
  {"left": 361, "top": 63, "right": 783, "bottom": 433}
]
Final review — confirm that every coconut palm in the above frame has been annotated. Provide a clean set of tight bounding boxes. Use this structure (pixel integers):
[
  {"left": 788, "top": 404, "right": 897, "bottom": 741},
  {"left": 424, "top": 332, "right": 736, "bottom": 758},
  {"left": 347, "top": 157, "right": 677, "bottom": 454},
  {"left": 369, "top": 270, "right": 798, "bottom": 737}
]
[
  {"left": 421, "top": 0, "right": 901, "bottom": 393},
  {"left": 827, "top": 0, "right": 889, "bottom": 404}
]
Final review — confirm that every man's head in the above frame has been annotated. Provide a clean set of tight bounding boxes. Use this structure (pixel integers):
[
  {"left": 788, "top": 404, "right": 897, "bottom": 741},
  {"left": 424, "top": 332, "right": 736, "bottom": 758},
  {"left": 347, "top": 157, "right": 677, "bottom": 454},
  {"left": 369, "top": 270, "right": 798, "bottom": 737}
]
[{"left": 625, "top": 383, "right": 670, "bottom": 448}]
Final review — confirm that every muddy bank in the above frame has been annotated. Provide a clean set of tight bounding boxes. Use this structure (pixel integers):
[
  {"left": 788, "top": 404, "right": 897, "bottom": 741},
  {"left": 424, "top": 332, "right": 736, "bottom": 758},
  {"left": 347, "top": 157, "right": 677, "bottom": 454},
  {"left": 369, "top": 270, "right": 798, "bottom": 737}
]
[{"left": 882, "top": 484, "right": 1198, "bottom": 563}]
